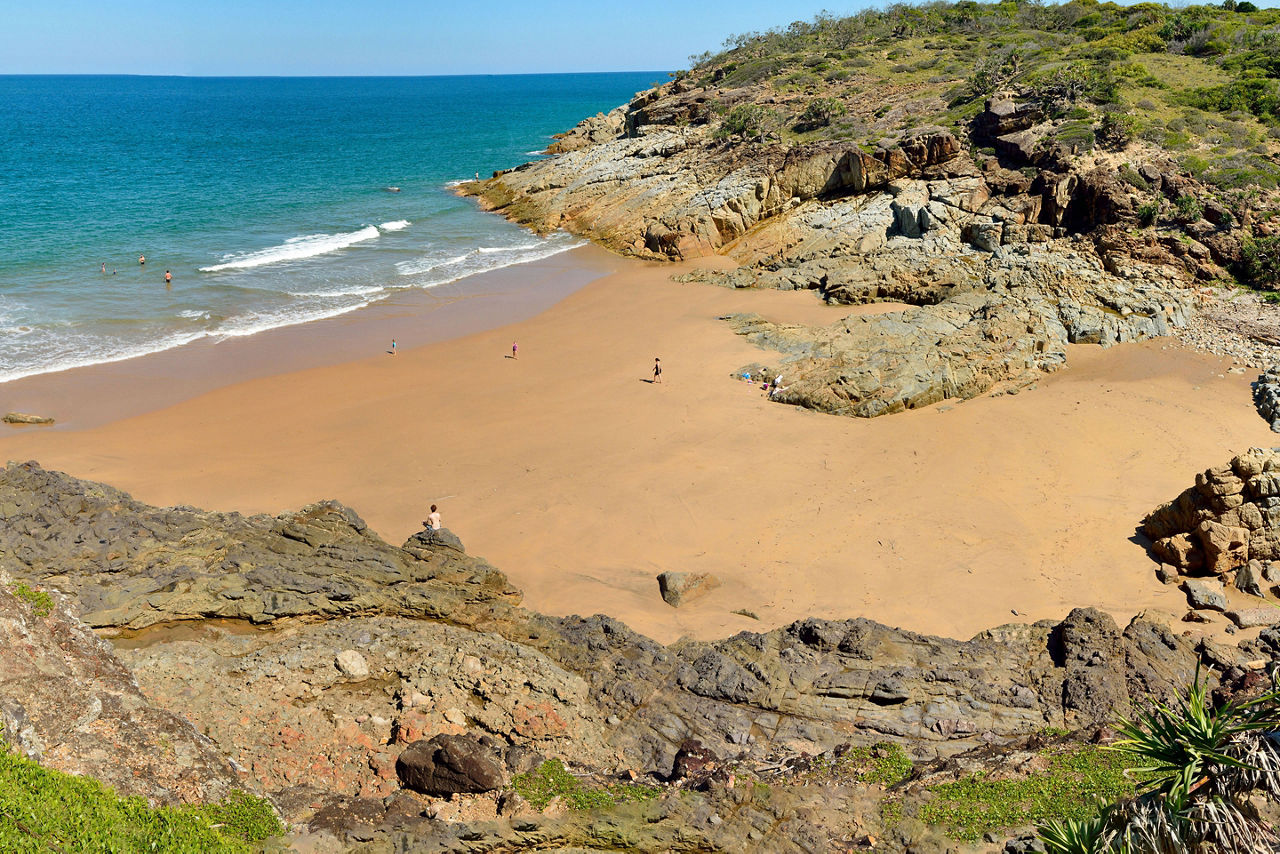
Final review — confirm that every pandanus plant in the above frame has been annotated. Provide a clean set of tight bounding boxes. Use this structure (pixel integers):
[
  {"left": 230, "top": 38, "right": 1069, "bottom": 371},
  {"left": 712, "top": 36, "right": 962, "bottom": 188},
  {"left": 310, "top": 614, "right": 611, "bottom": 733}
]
[{"left": 1040, "top": 669, "right": 1280, "bottom": 853}]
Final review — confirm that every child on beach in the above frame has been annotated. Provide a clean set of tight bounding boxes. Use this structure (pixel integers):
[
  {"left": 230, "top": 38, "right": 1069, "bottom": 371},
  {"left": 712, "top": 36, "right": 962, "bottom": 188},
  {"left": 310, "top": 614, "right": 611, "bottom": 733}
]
[
  {"left": 512, "top": 342, "right": 518, "bottom": 359},
  {"left": 653, "top": 357, "right": 663, "bottom": 383},
  {"left": 391, "top": 339, "right": 397, "bottom": 355}
]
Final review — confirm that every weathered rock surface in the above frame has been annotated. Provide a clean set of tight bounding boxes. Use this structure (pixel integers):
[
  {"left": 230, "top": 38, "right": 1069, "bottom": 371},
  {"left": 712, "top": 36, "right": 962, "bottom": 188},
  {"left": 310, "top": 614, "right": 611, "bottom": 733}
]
[
  {"left": 0, "top": 571, "right": 240, "bottom": 805},
  {"left": 0, "top": 464, "right": 1248, "bottom": 851},
  {"left": 1143, "top": 448, "right": 1280, "bottom": 576},
  {"left": 1255, "top": 367, "right": 1280, "bottom": 432},
  {"left": 2, "top": 412, "right": 54, "bottom": 425},
  {"left": 0, "top": 460, "right": 519, "bottom": 629},
  {"left": 1184, "top": 578, "right": 1228, "bottom": 612},
  {"left": 461, "top": 80, "right": 1198, "bottom": 419}
]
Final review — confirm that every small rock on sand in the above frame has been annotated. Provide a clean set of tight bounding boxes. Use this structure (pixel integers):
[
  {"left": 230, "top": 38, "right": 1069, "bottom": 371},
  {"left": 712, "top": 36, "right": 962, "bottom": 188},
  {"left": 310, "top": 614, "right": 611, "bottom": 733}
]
[
  {"left": 3, "top": 412, "right": 54, "bottom": 425},
  {"left": 657, "top": 571, "right": 720, "bottom": 607}
]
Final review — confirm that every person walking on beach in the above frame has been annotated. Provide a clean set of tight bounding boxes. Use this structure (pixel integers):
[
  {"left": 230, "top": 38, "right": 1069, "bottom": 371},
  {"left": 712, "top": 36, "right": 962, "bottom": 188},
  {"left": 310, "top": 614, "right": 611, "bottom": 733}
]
[
  {"left": 164, "top": 270, "right": 172, "bottom": 286},
  {"left": 512, "top": 341, "right": 518, "bottom": 360},
  {"left": 424, "top": 504, "right": 441, "bottom": 531},
  {"left": 653, "top": 357, "right": 663, "bottom": 383},
  {"left": 139, "top": 254, "right": 145, "bottom": 266},
  {"left": 391, "top": 339, "right": 397, "bottom": 355}
]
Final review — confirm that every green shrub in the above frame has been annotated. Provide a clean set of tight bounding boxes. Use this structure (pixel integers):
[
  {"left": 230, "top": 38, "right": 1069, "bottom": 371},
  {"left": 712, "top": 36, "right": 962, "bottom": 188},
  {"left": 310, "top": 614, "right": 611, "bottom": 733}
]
[
  {"left": 920, "top": 746, "right": 1135, "bottom": 841},
  {"left": 716, "top": 103, "right": 778, "bottom": 141},
  {"left": 1137, "top": 200, "right": 1161, "bottom": 225},
  {"left": 10, "top": 583, "right": 52, "bottom": 618},
  {"left": 796, "top": 96, "right": 848, "bottom": 130},
  {"left": 1183, "top": 79, "right": 1280, "bottom": 124},
  {"left": 1119, "top": 164, "right": 1151, "bottom": 191},
  {"left": 1243, "top": 235, "right": 1280, "bottom": 288},
  {"left": 511, "top": 759, "right": 663, "bottom": 812},
  {"left": 1096, "top": 111, "right": 1136, "bottom": 149},
  {"left": 1173, "top": 193, "right": 1204, "bottom": 222},
  {"left": 187, "top": 790, "right": 284, "bottom": 844}
]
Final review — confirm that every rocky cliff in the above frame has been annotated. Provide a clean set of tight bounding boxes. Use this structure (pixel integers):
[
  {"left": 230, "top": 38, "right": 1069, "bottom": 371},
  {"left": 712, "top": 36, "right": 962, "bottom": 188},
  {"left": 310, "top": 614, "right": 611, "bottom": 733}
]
[{"left": 0, "top": 460, "right": 1254, "bottom": 850}]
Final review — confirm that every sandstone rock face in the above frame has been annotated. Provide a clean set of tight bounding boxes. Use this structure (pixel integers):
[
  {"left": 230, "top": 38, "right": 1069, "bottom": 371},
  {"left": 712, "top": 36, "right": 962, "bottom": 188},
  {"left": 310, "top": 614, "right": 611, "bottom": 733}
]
[
  {"left": 1144, "top": 449, "right": 1280, "bottom": 575},
  {"left": 0, "top": 572, "right": 239, "bottom": 805},
  {"left": 396, "top": 734, "right": 508, "bottom": 796},
  {"left": 656, "top": 571, "right": 720, "bottom": 607},
  {"left": 0, "top": 460, "right": 519, "bottom": 629},
  {"left": 1228, "top": 608, "right": 1280, "bottom": 629}
]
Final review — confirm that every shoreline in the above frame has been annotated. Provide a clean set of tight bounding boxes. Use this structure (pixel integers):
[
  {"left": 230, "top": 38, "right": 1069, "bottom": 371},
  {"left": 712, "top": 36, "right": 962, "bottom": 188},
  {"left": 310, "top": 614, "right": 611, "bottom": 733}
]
[
  {"left": 2, "top": 247, "right": 1275, "bottom": 645},
  {"left": 0, "top": 243, "right": 617, "bottom": 430}
]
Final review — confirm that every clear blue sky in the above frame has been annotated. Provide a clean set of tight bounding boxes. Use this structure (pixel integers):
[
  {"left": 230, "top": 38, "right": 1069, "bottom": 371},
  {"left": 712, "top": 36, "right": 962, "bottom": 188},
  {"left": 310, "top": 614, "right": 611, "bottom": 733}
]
[{"left": 1, "top": 0, "right": 876, "bottom": 76}]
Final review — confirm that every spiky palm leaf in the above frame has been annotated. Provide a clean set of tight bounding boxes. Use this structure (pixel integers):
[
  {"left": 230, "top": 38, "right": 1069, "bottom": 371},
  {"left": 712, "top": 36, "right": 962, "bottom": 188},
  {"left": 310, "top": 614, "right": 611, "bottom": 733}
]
[{"left": 1040, "top": 669, "right": 1280, "bottom": 853}]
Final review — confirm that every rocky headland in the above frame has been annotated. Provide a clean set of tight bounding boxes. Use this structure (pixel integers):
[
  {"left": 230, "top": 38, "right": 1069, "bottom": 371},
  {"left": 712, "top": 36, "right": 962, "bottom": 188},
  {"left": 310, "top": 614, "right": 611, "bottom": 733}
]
[{"left": 464, "top": 4, "right": 1280, "bottom": 418}]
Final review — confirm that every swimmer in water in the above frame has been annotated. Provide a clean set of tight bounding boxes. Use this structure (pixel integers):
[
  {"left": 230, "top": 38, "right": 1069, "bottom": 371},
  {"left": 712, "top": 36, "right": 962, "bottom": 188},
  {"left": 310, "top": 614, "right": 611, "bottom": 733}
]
[
  {"left": 164, "top": 270, "right": 172, "bottom": 286},
  {"left": 139, "top": 254, "right": 145, "bottom": 266},
  {"left": 101, "top": 262, "right": 106, "bottom": 273}
]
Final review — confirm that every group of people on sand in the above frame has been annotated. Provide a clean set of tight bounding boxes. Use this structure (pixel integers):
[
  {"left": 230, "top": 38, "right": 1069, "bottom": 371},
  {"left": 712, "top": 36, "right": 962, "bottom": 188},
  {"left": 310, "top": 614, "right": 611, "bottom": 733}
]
[
  {"left": 739, "top": 368, "right": 784, "bottom": 398},
  {"left": 100, "top": 254, "right": 171, "bottom": 286}
]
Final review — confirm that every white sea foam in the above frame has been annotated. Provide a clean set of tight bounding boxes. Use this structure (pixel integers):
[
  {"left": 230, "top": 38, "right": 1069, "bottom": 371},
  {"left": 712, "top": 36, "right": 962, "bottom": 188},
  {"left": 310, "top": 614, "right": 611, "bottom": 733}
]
[
  {"left": 443, "top": 179, "right": 474, "bottom": 188},
  {"left": 288, "top": 285, "right": 386, "bottom": 298},
  {"left": 394, "top": 232, "right": 583, "bottom": 286},
  {"left": 0, "top": 328, "right": 213, "bottom": 385},
  {"left": 379, "top": 220, "right": 410, "bottom": 232},
  {"left": 477, "top": 242, "right": 540, "bottom": 254},
  {"left": 524, "top": 150, "right": 551, "bottom": 156},
  {"left": 199, "top": 225, "right": 381, "bottom": 272},
  {"left": 0, "top": 231, "right": 585, "bottom": 387},
  {"left": 212, "top": 300, "right": 377, "bottom": 339}
]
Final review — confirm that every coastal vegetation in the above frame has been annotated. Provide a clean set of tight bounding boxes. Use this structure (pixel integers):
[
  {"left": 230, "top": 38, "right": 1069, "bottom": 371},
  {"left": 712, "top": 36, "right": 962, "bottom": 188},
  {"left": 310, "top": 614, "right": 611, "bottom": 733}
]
[
  {"left": 1038, "top": 673, "right": 1280, "bottom": 852},
  {"left": 0, "top": 727, "right": 282, "bottom": 853},
  {"left": 676, "top": 0, "right": 1280, "bottom": 290}
]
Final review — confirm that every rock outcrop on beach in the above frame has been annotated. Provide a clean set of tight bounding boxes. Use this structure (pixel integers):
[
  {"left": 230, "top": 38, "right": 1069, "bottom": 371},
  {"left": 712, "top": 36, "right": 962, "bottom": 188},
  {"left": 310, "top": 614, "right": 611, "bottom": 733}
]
[
  {"left": 0, "top": 460, "right": 518, "bottom": 630},
  {"left": 1255, "top": 367, "right": 1280, "bottom": 433},
  {"left": 0, "top": 461, "right": 1241, "bottom": 850},
  {"left": 460, "top": 0, "right": 1280, "bottom": 419},
  {"left": 1142, "top": 447, "right": 1280, "bottom": 626},
  {"left": 463, "top": 87, "right": 1211, "bottom": 417}
]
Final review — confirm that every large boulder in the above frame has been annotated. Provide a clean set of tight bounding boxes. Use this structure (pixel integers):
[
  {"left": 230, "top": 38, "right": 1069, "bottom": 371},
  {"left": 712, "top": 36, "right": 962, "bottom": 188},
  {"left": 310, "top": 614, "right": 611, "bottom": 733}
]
[
  {"left": 1143, "top": 449, "right": 1280, "bottom": 574},
  {"left": 396, "top": 734, "right": 508, "bottom": 796}
]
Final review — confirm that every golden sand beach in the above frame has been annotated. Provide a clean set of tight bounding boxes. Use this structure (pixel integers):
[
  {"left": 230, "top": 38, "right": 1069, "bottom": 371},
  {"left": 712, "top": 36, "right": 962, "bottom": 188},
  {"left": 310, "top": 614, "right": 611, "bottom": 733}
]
[{"left": 2, "top": 245, "right": 1273, "bottom": 644}]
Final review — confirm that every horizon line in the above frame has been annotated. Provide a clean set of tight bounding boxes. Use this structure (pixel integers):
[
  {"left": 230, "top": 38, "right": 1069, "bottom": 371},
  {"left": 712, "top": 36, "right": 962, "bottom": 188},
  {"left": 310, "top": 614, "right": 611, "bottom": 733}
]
[{"left": 0, "top": 70, "right": 673, "bottom": 79}]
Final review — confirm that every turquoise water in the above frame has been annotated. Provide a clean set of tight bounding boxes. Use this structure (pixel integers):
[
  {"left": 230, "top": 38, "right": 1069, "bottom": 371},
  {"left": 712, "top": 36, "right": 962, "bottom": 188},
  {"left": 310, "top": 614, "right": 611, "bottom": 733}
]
[{"left": 0, "top": 73, "right": 662, "bottom": 383}]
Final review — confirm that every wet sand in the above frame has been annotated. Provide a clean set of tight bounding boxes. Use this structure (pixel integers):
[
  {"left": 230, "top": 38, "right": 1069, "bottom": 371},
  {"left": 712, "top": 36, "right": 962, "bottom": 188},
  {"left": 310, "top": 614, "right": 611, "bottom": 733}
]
[{"left": 2, "top": 247, "right": 1273, "bottom": 644}]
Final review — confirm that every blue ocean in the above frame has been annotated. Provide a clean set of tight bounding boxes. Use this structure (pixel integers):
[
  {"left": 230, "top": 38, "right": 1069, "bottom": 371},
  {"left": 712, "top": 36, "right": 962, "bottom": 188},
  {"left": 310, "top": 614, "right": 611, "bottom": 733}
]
[{"left": 0, "top": 73, "right": 662, "bottom": 384}]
